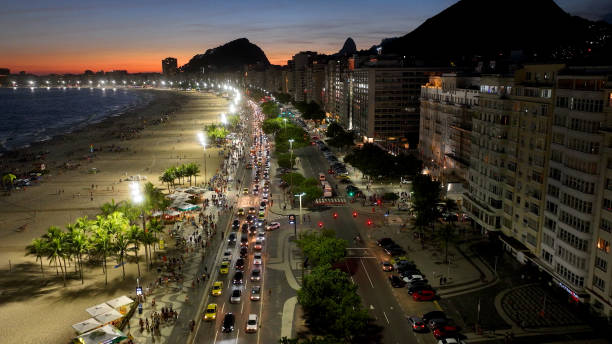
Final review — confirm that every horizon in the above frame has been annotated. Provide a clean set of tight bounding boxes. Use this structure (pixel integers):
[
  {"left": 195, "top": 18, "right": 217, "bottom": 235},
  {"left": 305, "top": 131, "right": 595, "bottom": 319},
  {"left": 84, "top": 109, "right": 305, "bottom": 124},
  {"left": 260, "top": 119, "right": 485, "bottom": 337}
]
[{"left": 1, "top": 0, "right": 611, "bottom": 75}]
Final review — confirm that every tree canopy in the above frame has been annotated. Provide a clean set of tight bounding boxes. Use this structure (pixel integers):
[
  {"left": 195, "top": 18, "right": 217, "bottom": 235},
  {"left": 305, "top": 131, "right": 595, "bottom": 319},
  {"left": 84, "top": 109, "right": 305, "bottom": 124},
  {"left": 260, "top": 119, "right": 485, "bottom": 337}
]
[
  {"left": 344, "top": 143, "right": 421, "bottom": 179},
  {"left": 294, "top": 101, "right": 325, "bottom": 121},
  {"left": 262, "top": 101, "right": 281, "bottom": 118},
  {"left": 296, "top": 229, "right": 347, "bottom": 267},
  {"left": 206, "top": 123, "right": 229, "bottom": 142}
]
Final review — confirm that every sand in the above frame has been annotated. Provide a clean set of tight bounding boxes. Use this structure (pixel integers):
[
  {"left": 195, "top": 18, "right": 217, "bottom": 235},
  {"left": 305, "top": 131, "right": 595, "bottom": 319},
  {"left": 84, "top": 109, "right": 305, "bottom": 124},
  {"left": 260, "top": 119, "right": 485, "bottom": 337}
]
[{"left": 0, "top": 90, "right": 230, "bottom": 343}]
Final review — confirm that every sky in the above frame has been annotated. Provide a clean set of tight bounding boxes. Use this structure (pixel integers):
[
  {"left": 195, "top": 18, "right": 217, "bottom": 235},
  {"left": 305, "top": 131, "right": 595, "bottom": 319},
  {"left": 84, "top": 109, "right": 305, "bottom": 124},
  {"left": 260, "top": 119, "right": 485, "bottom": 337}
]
[{"left": 1, "top": 0, "right": 611, "bottom": 75}]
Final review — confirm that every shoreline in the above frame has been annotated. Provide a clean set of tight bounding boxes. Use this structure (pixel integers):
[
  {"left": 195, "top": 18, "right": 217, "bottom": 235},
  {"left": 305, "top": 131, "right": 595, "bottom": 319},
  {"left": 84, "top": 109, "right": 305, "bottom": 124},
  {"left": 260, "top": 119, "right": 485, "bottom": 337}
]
[{"left": 0, "top": 90, "right": 229, "bottom": 344}]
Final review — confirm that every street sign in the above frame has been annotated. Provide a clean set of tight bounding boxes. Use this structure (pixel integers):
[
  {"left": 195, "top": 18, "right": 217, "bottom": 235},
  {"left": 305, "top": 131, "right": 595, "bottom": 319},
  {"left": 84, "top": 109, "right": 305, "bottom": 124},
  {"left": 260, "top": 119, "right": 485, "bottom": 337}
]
[{"left": 288, "top": 214, "right": 296, "bottom": 224}]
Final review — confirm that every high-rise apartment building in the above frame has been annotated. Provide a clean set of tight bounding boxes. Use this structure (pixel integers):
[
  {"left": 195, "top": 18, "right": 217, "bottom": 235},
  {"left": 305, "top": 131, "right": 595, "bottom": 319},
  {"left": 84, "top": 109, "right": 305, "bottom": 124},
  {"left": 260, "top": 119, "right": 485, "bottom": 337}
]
[
  {"left": 162, "top": 57, "right": 177, "bottom": 76},
  {"left": 324, "top": 59, "right": 352, "bottom": 128},
  {"left": 291, "top": 52, "right": 315, "bottom": 102},
  {"left": 306, "top": 62, "right": 326, "bottom": 106},
  {"left": 420, "top": 73, "right": 479, "bottom": 182}
]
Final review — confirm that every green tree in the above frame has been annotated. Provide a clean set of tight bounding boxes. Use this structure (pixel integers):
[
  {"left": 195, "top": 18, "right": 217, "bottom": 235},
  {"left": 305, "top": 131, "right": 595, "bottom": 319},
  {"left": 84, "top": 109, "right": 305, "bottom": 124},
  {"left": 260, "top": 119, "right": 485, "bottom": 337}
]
[
  {"left": 277, "top": 153, "right": 296, "bottom": 169},
  {"left": 281, "top": 172, "right": 305, "bottom": 187},
  {"left": 296, "top": 229, "right": 347, "bottom": 267},
  {"left": 206, "top": 123, "right": 229, "bottom": 142},
  {"left": 325, "top": 122, "right": 344, "bottom": 138},
  {"left": 100, "top": 199, "right": 121, "bottom": 216},
  {"left": 261, "top": 101, "right": 280, "bottom": 118},
  {"left": 262, "top": 118, "right": 282, "bottom": 135},
  {"left": 114, "top": 229, "right": 130, "bottom": 280},
  {"left": 44, "top": 226, "right": 68, "bottom": 286},
  {"left": 411, "top": 174, "right": 441, "bottom": 233},
  {"left": 127, "top": 224, "right": 142, "bottom": 277},
  {"left": 67, "top": 219, "right": 91, "bottom": 284},
  {"left": 298, "top": 265, "right": 371, "bottom": 342},
  {"left": 159, "top": 169, "right": 175, "bottom": 192},
  {"left": 26, "top": 237, "right": 48, "bottom": 279},
  {"left": 185, "top": 163, "right": 201, "bottom": 186}
]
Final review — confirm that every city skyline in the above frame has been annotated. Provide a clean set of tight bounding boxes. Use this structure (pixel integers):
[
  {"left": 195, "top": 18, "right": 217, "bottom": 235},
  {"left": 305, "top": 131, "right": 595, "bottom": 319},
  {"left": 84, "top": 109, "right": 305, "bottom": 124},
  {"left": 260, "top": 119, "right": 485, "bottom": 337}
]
[{"left": 1, "top": 0, "right": 611, "bottom": 75}]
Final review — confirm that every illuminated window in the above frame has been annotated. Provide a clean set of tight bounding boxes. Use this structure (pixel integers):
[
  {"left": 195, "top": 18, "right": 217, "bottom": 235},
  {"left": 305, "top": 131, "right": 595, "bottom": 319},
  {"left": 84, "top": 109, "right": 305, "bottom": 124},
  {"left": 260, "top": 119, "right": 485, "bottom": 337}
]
[{"left": 597, "top": 238, "right": 610, "bottom": 253}]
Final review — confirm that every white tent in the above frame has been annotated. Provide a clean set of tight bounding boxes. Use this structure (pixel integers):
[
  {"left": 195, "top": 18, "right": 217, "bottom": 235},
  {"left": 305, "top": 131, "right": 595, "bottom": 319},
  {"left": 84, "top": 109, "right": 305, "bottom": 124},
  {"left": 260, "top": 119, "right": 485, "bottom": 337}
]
[
  {"left": 151, "top": 210, "right": 163, "bottom": 217},
  {"left": 164, "top": 210, "right": 181, "bottom": 216},
  {"left": 76, "top": 325, "right": 127, "bottom": 344},
  {"left": 86, "top": 303, "right": 113, "bottom": 317},
  {"left": 94, "top": 309, "right": 123, "bottom": 325},
  {"left": 72, "top": 318, "right": 102, "bottom": 334},
  {"left": 106, "top": 295, "right": 133, "bottom": 310}
]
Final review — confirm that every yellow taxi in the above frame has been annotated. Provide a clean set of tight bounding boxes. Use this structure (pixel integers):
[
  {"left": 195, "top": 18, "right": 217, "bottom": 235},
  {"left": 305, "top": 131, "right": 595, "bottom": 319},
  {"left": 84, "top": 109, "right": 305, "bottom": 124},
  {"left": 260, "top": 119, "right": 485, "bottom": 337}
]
[
  {"left": 211, "top": 281, "right": 223, "bottom": 296},
  {"left": 219, "top": 261, "right": 230, "bottom": 275},
  {"left": 203, "top": 303, "right": 217, "bottom": 321},
  {"left": 243, "top": 188, "right": 249, "bottom": 195},
  {"left": 258, "top": 211, "right": 265, "bottom": 220},
  {"left": 237, "top": 208, "right": 245, "bottom": 216}
]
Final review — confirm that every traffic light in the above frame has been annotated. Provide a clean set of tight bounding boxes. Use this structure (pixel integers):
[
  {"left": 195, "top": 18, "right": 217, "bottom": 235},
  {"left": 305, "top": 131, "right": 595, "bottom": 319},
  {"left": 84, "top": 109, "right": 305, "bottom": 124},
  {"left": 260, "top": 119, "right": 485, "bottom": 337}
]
[
  {"left": 377, "top": 199, "right": 382, "bottom": 206},
  {"left": 333, "top": 212, "right": 338, "bottom": 219},
  {"left": 318, "top": 221, "right": 324, "bottom": 228},
  {"left": 352, "top": 211, "right": 358, "bottom": 218},
  {"left": 366, "top": 219, "right": 372, "bottom": 226}
]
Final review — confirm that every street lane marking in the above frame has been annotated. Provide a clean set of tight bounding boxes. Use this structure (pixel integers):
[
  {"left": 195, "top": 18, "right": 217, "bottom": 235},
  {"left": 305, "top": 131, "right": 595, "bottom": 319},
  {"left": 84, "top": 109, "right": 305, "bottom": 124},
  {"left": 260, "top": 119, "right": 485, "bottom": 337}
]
[
  {"left": 241, "top": 303, "right": 244, "bottom": 314},
  {"left": 221, "top": 302, "right": 225, "bottom": 313},
  {"left": 433, "top": 300, "right": 443, "bottom": 311},
  {"left": 361, "top": 259, "right": 375, "bottom": 288},
  {"left": 214, "top": 330, "right": 218, "bottom": 344},
  {"left": 383, "top": 311, "right": 390, "bottom": 325},
  {"left": 236, "top": 329, "right": 240, "bottom": 344}
]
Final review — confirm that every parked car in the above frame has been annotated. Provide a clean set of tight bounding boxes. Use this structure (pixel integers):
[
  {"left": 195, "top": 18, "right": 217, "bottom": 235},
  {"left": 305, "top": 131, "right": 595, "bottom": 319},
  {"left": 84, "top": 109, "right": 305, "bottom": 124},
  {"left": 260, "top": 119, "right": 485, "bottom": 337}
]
[
  {"left": 381, "top": 261, "right": 393, "bottom": 271},
  {"left": 402, "top": 274, "right": 425, "bottom": 284},
  {"left": 433, "top": 325, "right": 461, "bottom": 339},
  {"left": 266, "top": 222, "right": 280, "bottom": 231},
  {"left": 388, "top": 275, "right": 407, "bottom": 288},
  {"left": 437, "top": 339, "right": 466, "bottom": 344},
  {"left": 422, "top": 311, "right": 447, "bottom": 324},
  {"left": 408, "top": 284, "right": 434, "bottom": 295},
  {"left": 377, "top": 237, "right": 395, "bottom": 247},
  {"left": 407, "top": 316, "right": 428, "bottom": 332},
  {"left": 413, "top": 290, "right": 436, "bottom": 301}
]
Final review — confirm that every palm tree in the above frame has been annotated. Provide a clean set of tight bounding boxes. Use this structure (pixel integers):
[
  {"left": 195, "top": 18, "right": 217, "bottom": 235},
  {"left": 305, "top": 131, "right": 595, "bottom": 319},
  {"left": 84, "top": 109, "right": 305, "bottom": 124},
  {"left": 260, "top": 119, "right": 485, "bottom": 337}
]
[
  {"left": 189, "top": 163, "right": 201, "bottom": 186},
  {"left": 148, "top": 217, "right": 165, "bottom": 258},
  {"left": 100, "top": 199, "right": 122, "bottom": 216},
  {"left": 127, "top": 224, "right": 142, "bottom": 277},
  {"left": 435, "top": 224, "right": 459, "bottom": 264},
  {"left": 93, "top": 212, "right": 128, "bottom": 286},
  {"left": 26, "top": 237, "right": 48, "bottom": 278},
  {"left": 159, "top": 170, "right": 174, "bottom": 192},
  {"left": 175, "top": 165, "right": 187, "bottom": 185},
  {"left": 67, "top": 218, "right": 91, "bottom": 284},
  {"left": 140, "top": 230, "right": 158, "bottom": 271},
  {"left": 114, "top": 230, "right": 130, "bottom": 280},
  {"left": 44, "top": 226, "right": 67, "bottom": 286}
]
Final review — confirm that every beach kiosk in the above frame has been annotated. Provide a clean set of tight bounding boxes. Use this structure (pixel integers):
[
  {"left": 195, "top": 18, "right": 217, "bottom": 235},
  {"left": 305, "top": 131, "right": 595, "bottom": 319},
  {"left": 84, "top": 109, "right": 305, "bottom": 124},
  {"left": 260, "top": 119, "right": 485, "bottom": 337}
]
[
  {"left": 72, "top": 318, "right": 103, "bottom": 335},
  {"left": 105, "top": 295, "right": 134, "bottom": 316},
  {"left": 94, "top": 309, "right": 123, "bottom": 327},
  {"left": 73, "top": 324, "right": 129, "bottom": 344},
  {"left": 86, "top": 303, "right": 114, "bottom": 318}
]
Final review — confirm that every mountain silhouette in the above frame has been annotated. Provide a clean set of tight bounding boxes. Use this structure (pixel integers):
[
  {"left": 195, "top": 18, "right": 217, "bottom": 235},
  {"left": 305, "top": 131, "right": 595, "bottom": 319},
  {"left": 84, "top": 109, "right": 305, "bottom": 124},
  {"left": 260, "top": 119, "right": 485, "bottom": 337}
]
[{"left": 182, "top": 38, "right": 270, "bottom": 73}]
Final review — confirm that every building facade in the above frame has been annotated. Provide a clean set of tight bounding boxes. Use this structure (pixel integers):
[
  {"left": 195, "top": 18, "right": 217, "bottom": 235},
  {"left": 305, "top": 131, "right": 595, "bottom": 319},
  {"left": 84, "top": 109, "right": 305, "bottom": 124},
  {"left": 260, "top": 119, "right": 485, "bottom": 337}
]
[{"left": 162, "top": 57, "right": 177, "bottom": 76}]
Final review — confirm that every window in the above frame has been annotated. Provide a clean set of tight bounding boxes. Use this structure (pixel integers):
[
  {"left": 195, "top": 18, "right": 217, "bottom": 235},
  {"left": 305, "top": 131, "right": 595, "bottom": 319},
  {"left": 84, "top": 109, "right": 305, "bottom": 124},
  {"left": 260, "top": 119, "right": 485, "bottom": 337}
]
[
  {"left": 544, "top": 217, "right": 556, "bottom": 232},
  {"left": 547, "top": 184, "right": 560, "bottom": 198},
  {"left": 593, "top": 275, "right": 605, "bottom": 291},
  {"left": 542, "top": 249, "right": 553, "bottom": 264},
  {"left": 559, "top": 210, "right": 591, "bottom": 233},
  {"left": 543, "top": 233, "right": 555, "bottom": 247},
  {"left": 595, "top": 256, "right": 607, "bottom": 272},
  {"left": 557, "top": 228, "right": 588, "bottom": 251},
  {"left": 546, "top": 201, "right": 558, "bottom": 215},
  {"left": 601, "top": 218, "right": 612, "bottom": 233},
  {"left": 597, "top": 238, "right": 610, "bottom": 253},
  {"left": 555, "top": 264, "right": 584, "bottom": 287}
]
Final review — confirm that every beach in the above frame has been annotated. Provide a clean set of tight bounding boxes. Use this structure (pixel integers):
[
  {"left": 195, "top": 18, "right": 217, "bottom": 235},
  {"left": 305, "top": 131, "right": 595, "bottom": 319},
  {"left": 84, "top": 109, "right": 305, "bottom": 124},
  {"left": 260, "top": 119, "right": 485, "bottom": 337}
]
[{"left": 0, "top": 90, "right": 229, "bottom": 343}]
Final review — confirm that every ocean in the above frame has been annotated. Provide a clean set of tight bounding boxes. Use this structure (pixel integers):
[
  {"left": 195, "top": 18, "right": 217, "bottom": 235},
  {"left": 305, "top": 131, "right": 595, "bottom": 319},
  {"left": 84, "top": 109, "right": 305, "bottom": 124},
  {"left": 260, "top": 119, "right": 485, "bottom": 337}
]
[{"left": 0, "top": 87, "right": 154, "bottom": 151}]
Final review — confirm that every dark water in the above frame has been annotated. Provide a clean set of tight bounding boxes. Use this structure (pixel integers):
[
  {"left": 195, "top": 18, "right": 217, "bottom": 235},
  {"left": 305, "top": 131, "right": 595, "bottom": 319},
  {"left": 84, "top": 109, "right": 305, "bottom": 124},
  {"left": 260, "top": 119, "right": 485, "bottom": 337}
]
[{"left": 0, "top": 87, "right": 154, "bottom": 151}]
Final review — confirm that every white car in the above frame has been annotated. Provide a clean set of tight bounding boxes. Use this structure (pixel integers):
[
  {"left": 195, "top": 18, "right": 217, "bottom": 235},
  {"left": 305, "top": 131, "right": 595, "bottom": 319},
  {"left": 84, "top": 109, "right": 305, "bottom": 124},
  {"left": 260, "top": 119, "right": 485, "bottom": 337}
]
[
  {"left": 253, "top": 253, "right": 262, "bottom": 265},
  {"left": 402, "top": 274, "right": 424, "bottom": 284},
  {"left": 222, "top": 249, "right": 232, "bottom": 261},
  {"left": 257, "top": 232, "right": 265, "bottom": 241},
  {"left": 245, "top": 314, "right": 258, "bottom": 333},
  {"left": 230, "top": 289, "right": 241, "bottom": 303},
  {"left": 266, "top": 222, "right": 280, "bottom": 231},
  {"left": 438, "top": 339, "right": 466, "bottom": 344}
]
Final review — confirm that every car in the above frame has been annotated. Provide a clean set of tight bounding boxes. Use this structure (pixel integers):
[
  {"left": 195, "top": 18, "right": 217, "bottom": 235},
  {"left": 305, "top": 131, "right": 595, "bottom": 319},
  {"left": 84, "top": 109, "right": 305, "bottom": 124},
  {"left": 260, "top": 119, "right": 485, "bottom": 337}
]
[
  {"left": 408, "top": 284, "right": 434, "bottom": 295},
  {"left": 219, "top": 261, "right": 230, "bottom": 274},
  {"left": 243, "top": 188, "right": 249, "bottom": 194},
  {"left": 240, "top": 246, "right": 248, "bottom": 258},
  {"left": 253, "top": 253, "right": 262, "bottom": 265},
  {"left": 222, "top": 249, "right": 232, "bottom": 261},
  {"left": 250, "top": 286, "right": 261, "bottom": 301},
  {"left": 399, "top": 269, "right": 423, "bottom": 278},
  {"left": 254, "top": 240, "right": 263, "bottom": 250},
  {"left": 257, "top": 232, "right": 265, "bottom": 241},
  {"left": 249, "top": 225, "right": 257, "bottom": 235},
  {"left": 388, "top": 275, "right": 406, "bottom": 288},
  {"left": 249, "top": 207, "right": 256, "bottom": 214},
  {"left": 228, "top": 233, "right": 236, "bottom": 244},
  {"left": 246, "top": 215, "right": 254, "bottom": 224},
  {"left": 211, "top": 281, "right": 223, "bottom": 296},
  {"left": 385, "top": 244, "right": 406, "bottom": 256},
  {"left": 258, "top": 211, "right": 265, "bottom": 220},
  {"left": 240, "top": 234, "right": 249, "bottom": 247},
  {"left": 245, "top": 314, "right": 258, "bottom": 333},
  {"left": 235, "top": 258, "right": 245, "bottom": 271},
  {"left": 260, "top": 201, "right": 267, "bottom": 208},
  {"left": 253, "top": 189, "right": 259, "bottom": 195},
  {"left": 437, "top": 339, "right": 466, "bottom": 344},
  {"left": 413, "top": 290, "right": 436, "bottom": 301},
  {"left": 428, "top": 318, "right": 455, "bottom": 331},
  {"left": 204, "top": 303, "right": 218, "bottom": 321},
  {"left": 407, "top": 316, "right": 428, "bottom": 332},
  {"left": 232, "top": 219, "right": 240, "bottom": 230},
  {"left": 222, "top": 313, "right": 235, "bottom": 332},
  {"left": 230, "top": 289, "right": 241, "bottom": 303},
  {"left": 250, "top": 268, "right": 261, "bottom": 281},
  {"left": 232, "top": 271, "right": 243, "bottom": 285},
  {"left": 237, "top": 208, "right": 245, "bottom": 216},
  {"left": 422, "top": 311, "right": 447, "bottom": 324},
  {"left": 433, "top": 325, "right": 461, "bottom": 339},
  {"left": 241, "top": 223, "right": 249, "bottom": 232},
  {"left": 327, "top": 169, "right": 335, "bottom": 175},
  {"left": 381, "top": 261, "right": 393, "bottom": 271},
  {"left": 402, "top": 274, "right": 425, "bottom": 284},
  {"left": 377, "top": 238, "right": 394, "bottom": 247},
  {"left": 259, "top": 206, "right": 266, "bottom": 212},
  {"left": 266, "top": 222, "right": 280, "bottom": 231}
]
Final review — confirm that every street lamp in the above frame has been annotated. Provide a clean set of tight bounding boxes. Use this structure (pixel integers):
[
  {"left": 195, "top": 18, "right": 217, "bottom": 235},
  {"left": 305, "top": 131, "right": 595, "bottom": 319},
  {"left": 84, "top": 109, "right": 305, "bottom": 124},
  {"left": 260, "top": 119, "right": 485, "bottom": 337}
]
[
  {"left": 289, "top": 138, "right": 295, "bottom": 187},
  {"left": 221, "top": 113, "right": 227, "bottom": 125},
  {"left": 197, "top": 132, "right": 207, "bottom": 186},
  {"left": 129, "top": 182, "right": 144, "bottom": 276},
  {"left": 294, "top": 192, "right": 306, "bottom": 237},
  {"left": 283, "top": 118, "right": 287, "bottom": 135}
]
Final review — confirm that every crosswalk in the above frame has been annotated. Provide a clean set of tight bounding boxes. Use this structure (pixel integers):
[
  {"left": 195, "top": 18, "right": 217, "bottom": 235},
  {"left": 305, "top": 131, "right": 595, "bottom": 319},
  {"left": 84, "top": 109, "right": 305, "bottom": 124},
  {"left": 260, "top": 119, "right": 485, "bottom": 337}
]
[{"left": 314, "top": 197, "right": 346, "bottom": 206}]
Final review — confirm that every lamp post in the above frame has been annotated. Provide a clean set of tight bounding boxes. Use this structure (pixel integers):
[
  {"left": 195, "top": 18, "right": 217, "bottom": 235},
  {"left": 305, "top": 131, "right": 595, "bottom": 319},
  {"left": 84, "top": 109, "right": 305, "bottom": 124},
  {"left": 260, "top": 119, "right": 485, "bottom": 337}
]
[
  {"left": 288, "top": 138, "right": 295, "bottom": 188},
  {"left": 294, "top": 192, "right": 306, "bottom": 235},
  {"left": 130, "top": 182, "right": 145, "bottom": 275},
  {"left": 283, "top": 118, "right": 287, "bottom": 135},
  {"left": 197, "top": 132, "right": 207, "bottom": 187}
]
